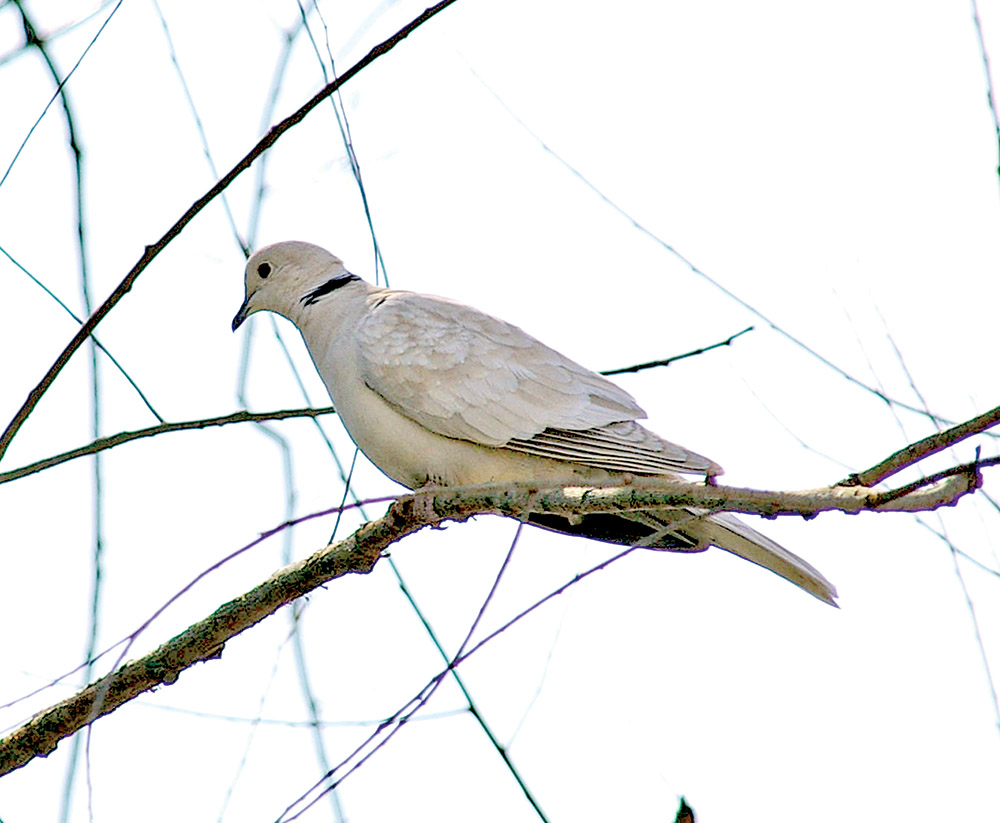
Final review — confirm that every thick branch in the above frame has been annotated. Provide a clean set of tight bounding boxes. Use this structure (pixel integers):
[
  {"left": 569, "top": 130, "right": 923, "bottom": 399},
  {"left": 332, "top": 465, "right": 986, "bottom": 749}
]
[
  {"left": 0, "top": 502, "right": 421, "bottom": 777},
  {"left": 0, "top": 463, "right": 985, "bottom": 776},
  {"left": 414, "top": 469, "right": 982, "bottom": 521}
]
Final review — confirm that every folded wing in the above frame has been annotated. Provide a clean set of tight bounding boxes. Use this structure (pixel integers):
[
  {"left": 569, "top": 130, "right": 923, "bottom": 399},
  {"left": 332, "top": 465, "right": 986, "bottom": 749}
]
[{"left": 357, "top": 290, "right": 718, "bottom": 476}]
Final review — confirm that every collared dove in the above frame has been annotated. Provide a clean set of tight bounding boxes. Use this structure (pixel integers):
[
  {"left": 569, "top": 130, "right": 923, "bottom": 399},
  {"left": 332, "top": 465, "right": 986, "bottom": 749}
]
[{"left": 233, "top": 241, "right": 837, "bottom": 606}]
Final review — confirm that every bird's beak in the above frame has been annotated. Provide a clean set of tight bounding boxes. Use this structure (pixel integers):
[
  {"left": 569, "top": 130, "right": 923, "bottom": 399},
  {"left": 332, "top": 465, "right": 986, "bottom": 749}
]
[{"left": 232, "top": 299, "right": 250, "bottom": 332}]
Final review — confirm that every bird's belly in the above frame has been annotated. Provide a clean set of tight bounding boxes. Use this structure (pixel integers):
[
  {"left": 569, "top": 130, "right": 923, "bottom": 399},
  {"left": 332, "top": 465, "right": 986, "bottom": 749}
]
[{"left": 332, "top": 383, "right": 465, "bottom": 487}]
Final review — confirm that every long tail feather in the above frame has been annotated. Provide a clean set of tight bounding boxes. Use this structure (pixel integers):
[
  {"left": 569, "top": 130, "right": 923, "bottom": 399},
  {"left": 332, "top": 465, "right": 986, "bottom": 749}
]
[
  {"left": 526, "top": 509, "right": 838, "bottom": 606},
  {"left": 690, "top": 512, "right": 838, "bottom": 606}
]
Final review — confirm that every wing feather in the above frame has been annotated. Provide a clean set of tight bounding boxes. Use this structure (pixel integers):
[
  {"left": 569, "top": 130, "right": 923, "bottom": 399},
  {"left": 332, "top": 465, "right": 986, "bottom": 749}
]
[
  {"left": 357, "top": 290, "right": 718, "bottom": 477},
  {"left": 358, "top": 291, "right": 645, "bottom": 446},
  {"left": 506, "top": 421, "right": 721, "bottom": 475}
]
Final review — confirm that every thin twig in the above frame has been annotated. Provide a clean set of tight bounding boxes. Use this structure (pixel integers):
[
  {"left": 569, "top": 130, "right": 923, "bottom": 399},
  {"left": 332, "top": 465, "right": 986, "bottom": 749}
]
[
  {"left": 279, "top": 528, "right": 612, "bottom": 823},
  {"left": 384, "top": 551, "right": 550, "bottom": 821},
  {"left": 843, "top": 404, "right": 1000, "bottom": 487},
  {"left": 0, "top": 1, "right": 117, "bottom": 67},
  {"left": 934, "top": 514, "right": 1000, "bottom": 734},
  {"left": 0, "top": 1, "right": 122, "bottom": 190},
  {"left": 10, "top": 5, "right": 107, "bottom": 817},
  {"left": 0, "top": 244, "right": 162, "bottom": 422},
  {"left": 150, "top": 0, "right": 247, "bottom": 256},
  {"left": 600, "top": 326, "right": 754, "bottom": 376},
  {"left": 451, "top": 546, "right": 638, "bottom": 671},
  {"left": 287, "top": 526, "right": 541, "bottom": 821},
  {"left": 863, "top": 459, "right": 991, "bottom": 508},
  {"left": 0, "top": 407, "right": 336, "bottom": 484},
  {"left": 971, "top": 0, "right": 1000, "bottom": 188}
]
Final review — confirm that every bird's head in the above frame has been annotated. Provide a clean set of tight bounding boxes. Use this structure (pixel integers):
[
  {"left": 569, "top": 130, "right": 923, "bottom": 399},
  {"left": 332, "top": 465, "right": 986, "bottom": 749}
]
[{"left": 232, "top": 241, "right": 357, "bottom": 331}]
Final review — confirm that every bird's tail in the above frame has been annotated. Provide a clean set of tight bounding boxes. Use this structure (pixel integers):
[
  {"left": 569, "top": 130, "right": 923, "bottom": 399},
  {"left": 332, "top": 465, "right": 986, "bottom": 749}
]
[
  {"left": 526, "top": 508, "right": 838, "bottom": 606},
  {"left": 682, "top": 511, "right": 838, "bottom": 606}
]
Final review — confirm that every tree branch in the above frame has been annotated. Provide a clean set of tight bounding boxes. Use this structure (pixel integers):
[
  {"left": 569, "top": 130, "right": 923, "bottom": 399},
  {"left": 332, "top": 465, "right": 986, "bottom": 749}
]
[
  {"left": 600, "top": 326, "right": 754, "bottom": 376},
  {"left": 0, "top": 407, "right": 336, "bottom": 485},
  {"left": 843, "top": 404, "right": 1000, "bottom": 487},
  {"left": 0, "top": 458, "right": 988, "bottom": 777},
  {"left": 0, "top": 503, "right": 410, "bottom": 777}
]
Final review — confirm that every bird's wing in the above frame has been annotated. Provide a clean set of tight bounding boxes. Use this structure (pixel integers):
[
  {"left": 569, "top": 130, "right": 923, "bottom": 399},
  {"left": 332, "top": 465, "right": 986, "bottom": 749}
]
[
  {"left": 356, "top": 291, "right": 719, "bottom": 476},
  {"left": 356, "top": 291, "right": 645, "bottom": 445},
  {"left": 505, "top": 421, "right": 721, "bottom": 475}
]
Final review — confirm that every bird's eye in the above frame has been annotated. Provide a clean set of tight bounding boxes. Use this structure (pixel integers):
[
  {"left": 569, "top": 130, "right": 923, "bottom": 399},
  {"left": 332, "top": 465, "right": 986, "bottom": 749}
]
[{"left": 258, "top": 262, "right": 272, "bottom": 279}]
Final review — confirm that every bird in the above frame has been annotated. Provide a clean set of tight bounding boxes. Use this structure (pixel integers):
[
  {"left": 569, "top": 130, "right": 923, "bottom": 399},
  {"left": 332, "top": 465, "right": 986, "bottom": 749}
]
[{"left": 233, "top": 241, "right": 837, "bottom": 606}]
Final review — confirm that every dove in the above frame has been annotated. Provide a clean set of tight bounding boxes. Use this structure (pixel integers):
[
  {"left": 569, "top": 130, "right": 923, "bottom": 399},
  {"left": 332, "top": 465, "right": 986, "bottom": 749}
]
[{"left": 233, "top": 241, "right": 837, "bottom": 605}]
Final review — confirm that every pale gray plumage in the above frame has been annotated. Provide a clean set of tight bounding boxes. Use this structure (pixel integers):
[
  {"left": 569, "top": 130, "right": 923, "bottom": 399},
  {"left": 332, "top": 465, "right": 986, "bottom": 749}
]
[{"left": 233, "top": 240, "right": 837, "bottom": 606}]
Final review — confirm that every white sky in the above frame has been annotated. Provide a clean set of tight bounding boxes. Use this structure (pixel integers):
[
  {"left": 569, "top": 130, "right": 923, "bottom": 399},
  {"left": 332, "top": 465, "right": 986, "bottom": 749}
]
[{"left": 1, "top": 1, "right": 999, "bottom": 821}]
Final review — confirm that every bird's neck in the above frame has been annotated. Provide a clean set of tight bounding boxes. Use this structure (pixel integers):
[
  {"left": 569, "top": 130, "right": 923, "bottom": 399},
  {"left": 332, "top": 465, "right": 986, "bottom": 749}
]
[{"left": 292, "top": 279, "right": 375, "bottom": 338}]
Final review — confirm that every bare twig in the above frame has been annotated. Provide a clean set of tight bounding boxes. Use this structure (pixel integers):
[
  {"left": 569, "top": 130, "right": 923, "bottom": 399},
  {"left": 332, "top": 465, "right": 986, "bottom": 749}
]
[
  {"left": 0, "top": 0, "right": 460, "bottom": 463},
  {"left": 859, "top": 458, "right": 991, "bottom": 509},
  {"left": 936, "top": 514, "right": 1000, "bottom": 733},
  {"left": 0, "top": 407, "right": 336, "bottom": 485},
  {"left": 151, "top": 0, "right": 247, "bottom": 256},
  {"left": 0, "top": 1, "right": 117, "bottom": 67},
  {"left": 11, "top": 4, "right": 110, "bottom": 815},
  {"left": 0, "top": 244, "right": 163, "bottom": 422},
  {"left": 971, "top": 0, "right": 1000, "bottom": 186},
  {"left": 383, "top": 553, "right": 550, "bottom": 821},
  {"left": 843, "top": 404, "right": 1000, "bottom": 487},
  {"left": 600, "top": 326, "right": 754, "bottom": 376},
  {"left": 277, "top": 524, "right": 552, "bottom": 823},
  {"left": 1, "top": 1, "right": 121, "bottom": 190}
]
